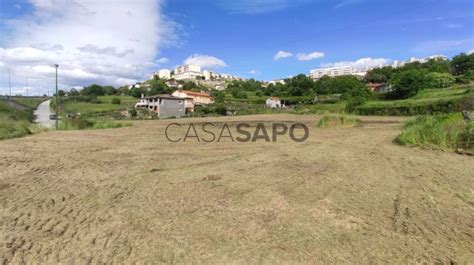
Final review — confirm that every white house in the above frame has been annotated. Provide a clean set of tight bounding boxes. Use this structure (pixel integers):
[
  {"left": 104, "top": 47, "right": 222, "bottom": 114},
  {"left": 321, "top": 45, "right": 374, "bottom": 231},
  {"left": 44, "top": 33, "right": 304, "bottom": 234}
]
[{"left": 266, "top": 97, "right": 283, "bottom": 109}]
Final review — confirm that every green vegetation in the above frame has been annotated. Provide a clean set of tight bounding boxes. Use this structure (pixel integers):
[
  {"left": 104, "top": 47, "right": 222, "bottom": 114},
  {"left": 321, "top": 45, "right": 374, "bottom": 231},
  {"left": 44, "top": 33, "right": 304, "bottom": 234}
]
[
  {"left": 356, "top": 86, "right": 474, "bottom": 116},
  {"left": 11, "top": 97, "right": 47, "bottom": 109},
  {"left": 396, "top": 113, "right": 473, "bottom": 153},
  {"left": 0, "top": 100, "right": 37, "bottom": 140},
  {"left": 317, "top": 114, "right": 359, "bottom": 128},
  {"left": 59, "top": 117, "right": 131, "bottom": 130},
  {"left": 61, "top": 95, "right": 136, "bottom": 117}
]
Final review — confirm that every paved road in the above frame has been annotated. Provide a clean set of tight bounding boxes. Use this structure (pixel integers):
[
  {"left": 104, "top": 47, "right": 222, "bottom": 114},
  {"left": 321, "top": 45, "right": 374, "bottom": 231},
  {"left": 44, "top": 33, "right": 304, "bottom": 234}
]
[{"left": 34, "top": 100, "right": 55, "bottom": 128}]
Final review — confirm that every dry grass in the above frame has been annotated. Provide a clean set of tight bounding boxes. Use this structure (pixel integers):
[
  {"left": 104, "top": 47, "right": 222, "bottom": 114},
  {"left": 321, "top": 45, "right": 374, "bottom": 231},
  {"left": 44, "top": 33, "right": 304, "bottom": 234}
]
[{"left": 0, "top": 114, "right": 473, "bottom": 263}]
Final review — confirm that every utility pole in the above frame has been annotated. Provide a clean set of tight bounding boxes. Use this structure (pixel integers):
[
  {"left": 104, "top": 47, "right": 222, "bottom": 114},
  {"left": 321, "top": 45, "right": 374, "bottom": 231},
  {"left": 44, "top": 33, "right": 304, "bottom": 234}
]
[
  {"left": 7, "top": 69, "right": 11, "bottom": 100},
  {"left": 26, "top": 78, "right": 29, "bottom": 97},
  {"left": 53, "top": 64, "right": 59, "bottom": 130}
]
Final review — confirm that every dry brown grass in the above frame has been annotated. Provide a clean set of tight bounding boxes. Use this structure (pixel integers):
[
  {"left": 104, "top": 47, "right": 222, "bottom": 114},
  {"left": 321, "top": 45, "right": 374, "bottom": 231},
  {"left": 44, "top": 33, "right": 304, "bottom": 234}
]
[{"left": 0, "top": 114, "right": 473, "bottom": 263}]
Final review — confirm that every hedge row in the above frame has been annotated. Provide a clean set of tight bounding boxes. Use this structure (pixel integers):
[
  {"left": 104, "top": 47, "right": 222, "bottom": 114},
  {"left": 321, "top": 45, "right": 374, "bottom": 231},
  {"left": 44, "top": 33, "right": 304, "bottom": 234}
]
[{"left": 355, "top": 96, "right": 473, "bottom": 116}]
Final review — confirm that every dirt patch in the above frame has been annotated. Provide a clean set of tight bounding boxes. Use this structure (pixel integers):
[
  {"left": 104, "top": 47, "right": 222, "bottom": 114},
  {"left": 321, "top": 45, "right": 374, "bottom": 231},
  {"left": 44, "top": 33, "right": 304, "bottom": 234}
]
[{"left": 0, "top": 114, "right": 473, "bottom": 263}]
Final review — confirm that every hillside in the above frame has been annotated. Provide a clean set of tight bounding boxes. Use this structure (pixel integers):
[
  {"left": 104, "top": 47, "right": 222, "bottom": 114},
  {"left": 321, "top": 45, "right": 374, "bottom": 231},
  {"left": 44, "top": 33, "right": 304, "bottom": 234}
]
[{"left": 0, "top": 100, "right": 36, "bottom": 140}]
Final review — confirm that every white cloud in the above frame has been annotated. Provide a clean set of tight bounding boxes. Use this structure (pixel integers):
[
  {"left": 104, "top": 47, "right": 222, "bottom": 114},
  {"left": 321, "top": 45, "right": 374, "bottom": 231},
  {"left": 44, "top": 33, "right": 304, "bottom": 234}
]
[
  {"left": 320, "top": 57, "right": 391, "bottom": 71},
  {"left": 0, "top": 0, "right": 178, "bottom": 95},
  {"left": 297, "top": 51, "right": 325, "bottom": 61},
  {"left": 248, "top": 70, "right": 259, "bottom": 75},
  {"left": 184, "top": 54, "right": 227, "bottom": 69},
  {"left": 155, "top": 57, "right": 169, "bottom": 64},
  {"left": 273, "top": 51, "right": 293, "bottom": 61},
  {"left": 468, "top": 49, "right": 474, "bottom": 54}
]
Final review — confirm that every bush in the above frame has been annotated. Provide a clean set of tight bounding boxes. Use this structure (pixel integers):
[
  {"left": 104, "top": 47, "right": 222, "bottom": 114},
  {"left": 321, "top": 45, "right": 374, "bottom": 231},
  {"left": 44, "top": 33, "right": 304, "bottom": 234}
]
[
  {"left": 111, "top": 98, "right": 121, "bottom": 105},
  {"left": 396, "top": 113, "right": 473, "bottom": 152},
  {"left": 90, "top": 99, "right": 102, "bottom": 104},
  {"left": 428, "top": 72, "right": 455, "bottom": 88},
  {"left": 390, "top": 69, "right": 432, "bottom": 99},
  {"left": 0, "top": 121, "right": 32, "bottom": 140},
  {"left": 59, "top": 118, "right": 130, "bottom": 130},
  {"left": 343, "top": 85, "right": 372, "bottom": 113}
]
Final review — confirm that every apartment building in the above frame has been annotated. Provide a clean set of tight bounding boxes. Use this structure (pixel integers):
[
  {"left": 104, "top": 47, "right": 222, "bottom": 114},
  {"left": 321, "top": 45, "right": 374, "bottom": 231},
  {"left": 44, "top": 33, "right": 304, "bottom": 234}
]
[
  {"left": 157, "top": 69, "right": 171, "bottom": 80},
  {"left": 310, "top": 66, "right": 353, "bottom": 79}
]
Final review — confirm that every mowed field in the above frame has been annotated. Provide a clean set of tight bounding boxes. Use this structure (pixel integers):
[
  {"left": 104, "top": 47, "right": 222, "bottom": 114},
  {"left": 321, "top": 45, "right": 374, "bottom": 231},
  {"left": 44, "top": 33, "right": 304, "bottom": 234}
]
[{"left": 0, "top": 114, "right": 473, "bottom": 263}]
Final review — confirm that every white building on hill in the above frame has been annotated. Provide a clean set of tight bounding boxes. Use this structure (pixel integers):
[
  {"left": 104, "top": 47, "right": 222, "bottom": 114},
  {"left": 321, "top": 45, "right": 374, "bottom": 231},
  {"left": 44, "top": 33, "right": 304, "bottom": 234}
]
[
  {"left": 310, "top": 66, "right": 354, "bottom": 79},
  {"left": 153, "top": 69, "right": 171, "bottom": 80},
  {"left": 173, "top": 64, "right": 202, "bottom": 81}
]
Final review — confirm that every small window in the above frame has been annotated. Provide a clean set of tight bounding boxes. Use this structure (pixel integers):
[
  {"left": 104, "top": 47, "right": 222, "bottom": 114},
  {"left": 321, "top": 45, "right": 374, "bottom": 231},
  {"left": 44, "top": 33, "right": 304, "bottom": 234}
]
[{"left": 178, "top": 100, "right": 183, "bottom": 104}]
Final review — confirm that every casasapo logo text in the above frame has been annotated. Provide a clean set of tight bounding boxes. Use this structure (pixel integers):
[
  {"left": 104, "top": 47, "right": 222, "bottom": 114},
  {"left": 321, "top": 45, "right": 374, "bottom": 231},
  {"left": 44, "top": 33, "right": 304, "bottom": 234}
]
[{"left": 165, "top": 122, "right": 309, "bottom": 143}]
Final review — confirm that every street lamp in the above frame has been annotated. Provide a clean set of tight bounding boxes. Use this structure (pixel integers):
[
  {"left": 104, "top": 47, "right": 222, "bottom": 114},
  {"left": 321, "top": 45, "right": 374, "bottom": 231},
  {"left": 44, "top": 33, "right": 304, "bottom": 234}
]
[{"left": 53, "top": 64, "right": 59, "bottom": 130}]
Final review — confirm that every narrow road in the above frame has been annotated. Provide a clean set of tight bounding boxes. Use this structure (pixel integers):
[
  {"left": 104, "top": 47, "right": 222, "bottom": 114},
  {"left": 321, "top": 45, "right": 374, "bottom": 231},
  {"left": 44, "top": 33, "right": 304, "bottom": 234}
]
[{"left": 34, "top": 100, "right": 54, "bottom": 128}]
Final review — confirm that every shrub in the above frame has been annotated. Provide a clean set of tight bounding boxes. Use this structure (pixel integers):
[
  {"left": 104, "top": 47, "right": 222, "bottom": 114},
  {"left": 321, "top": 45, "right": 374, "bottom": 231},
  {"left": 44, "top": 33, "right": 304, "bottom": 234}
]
[
  {"left": 129, "top": 109, "right": 137, "bottom": 117},
  {"left": 90, "top": 99, "right": 102, "bottom": 104},
  {"left": 428, "top": 72, "right": 455, "bottom": 88},
  {"left": 111, "top": 98, "right": 121, "bottom": 105},
  {"left": 396, "top": 113, "right": 473, "bottom": 152},
  {"left": 343, "top": 85, "right": 372, "bottom": 113},
  {"left": 214, "top": 105, "right": 228, "bottom": 116},
  {"left": 390, "top": 69, "right": 432, "bottom": 99},
  {"left": 59, "top": 118, "right": 94, "bottom": 130},
  {"left": 59, "top": 118, "right": 130, "bottom": 130},
  {"left": 0, "top": 121, "right": 32, "bottom": 140}
]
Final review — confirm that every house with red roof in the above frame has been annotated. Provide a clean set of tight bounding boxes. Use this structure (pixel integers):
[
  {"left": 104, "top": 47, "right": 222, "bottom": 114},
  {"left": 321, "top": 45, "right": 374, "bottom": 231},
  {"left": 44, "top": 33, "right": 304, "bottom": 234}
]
[{"left": 172, "top": 90, "right": 214, "bottom": 112}]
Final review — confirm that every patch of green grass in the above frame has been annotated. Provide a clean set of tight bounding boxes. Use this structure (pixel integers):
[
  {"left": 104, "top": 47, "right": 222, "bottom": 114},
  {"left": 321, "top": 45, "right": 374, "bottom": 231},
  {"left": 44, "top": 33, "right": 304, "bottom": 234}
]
[
  {"left": 396, "top": 113, "right": 473, "bottom": 152},
  {"left": 11, "top": 97, "right": 47, "bottom": 109},
  {"left": 0, "top": 100, "right": 37, "bottom": 140},
  {"left": 293, "top": 103, "right": 346, "bottom": 114},
  {"left": 317, "top": 114, "right": 359, "bottom": 128},
  {"left": 63, "top": 95, "right": 137, "bottom": 117},
  {"left": 357, "top": 86, "right": 474, "bottom": 116},
  {"left": 98, "top": 95, "right": 137, "bottom": 105},
  {"left": 59, "top": 117, "right": 132, "bottom": 131}
]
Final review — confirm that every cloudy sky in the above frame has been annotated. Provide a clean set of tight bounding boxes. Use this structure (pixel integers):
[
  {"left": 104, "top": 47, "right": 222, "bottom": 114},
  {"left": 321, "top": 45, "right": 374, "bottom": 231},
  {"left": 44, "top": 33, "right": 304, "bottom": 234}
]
[{"left": 0, "top": 0, "right": 473, "bottom": 95}]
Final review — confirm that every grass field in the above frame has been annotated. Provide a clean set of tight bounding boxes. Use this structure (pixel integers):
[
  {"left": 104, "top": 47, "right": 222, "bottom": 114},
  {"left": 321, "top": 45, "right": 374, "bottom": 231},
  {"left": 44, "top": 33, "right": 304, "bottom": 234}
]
[
  {"left": 363, "top": 86, "right": 472, "bottom": 108},
  {"left": 0, "top": 114, "right": 472, "bottom": 263},
  {"left": 63, "top": 95, "right": 136, "bottom": 116},
  {"left": 11, "top": 97, "right": 47, "bottom": 109},
  {"left": 0, "top": 100, "right": 37, "bottom": 140}
]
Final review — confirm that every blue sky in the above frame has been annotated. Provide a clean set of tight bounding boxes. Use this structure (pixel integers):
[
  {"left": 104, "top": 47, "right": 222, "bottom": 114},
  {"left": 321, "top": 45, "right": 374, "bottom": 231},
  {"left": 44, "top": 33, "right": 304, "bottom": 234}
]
[
  {"left": 160, "top": 0, "right": 474, "bottom": 78},
  {"left": 0, "top": 0, "right": 473, "bottom": 94}
]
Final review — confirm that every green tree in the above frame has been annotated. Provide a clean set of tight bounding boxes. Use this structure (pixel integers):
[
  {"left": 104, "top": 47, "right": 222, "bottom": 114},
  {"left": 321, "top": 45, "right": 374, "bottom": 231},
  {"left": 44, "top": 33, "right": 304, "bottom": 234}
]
[
  {"left": 423, "top": 58, "right": 451, "bottom": 73},
  {"left": 285, "top": 74, "right": 315, "bottom": 96},
  {"left": 315, "top": 75, "right": 366, "bottom": 95},
  {"left": 103, "top": 86, "right": 117, "bottom": 95},
  {"left": 129, "top": 87, "right": 146, "bottom": 98},
  {"left": 211, "top": 90, "right": 225, "bottom": 102},
  {"left": 81, "top": 84, "right": 106, "bottom": 96},
  {"left": 344, "top": 85, "right": 372, "bottom": 112},
  {"left": 364, "top": 66, "right": 395, "bottom": 83},
  {"left": 451, "top": 53, "right": 474, "bottom": 75},
  {"left": 148, "top": 79, "right": 171, "bottom": 95},
  {"left": 68, "top": 88, "right": 79, "bottom": 96},
  {"left": 391, "top": 69, "right": 431, "bottom": 99}
]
